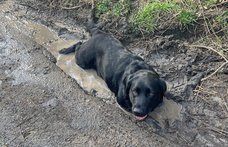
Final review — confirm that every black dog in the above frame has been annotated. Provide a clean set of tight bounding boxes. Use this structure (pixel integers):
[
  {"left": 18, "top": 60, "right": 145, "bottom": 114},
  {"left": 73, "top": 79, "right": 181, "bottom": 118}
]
[{"left": 59, "top": 9, "right": 167, "bottom": 120}]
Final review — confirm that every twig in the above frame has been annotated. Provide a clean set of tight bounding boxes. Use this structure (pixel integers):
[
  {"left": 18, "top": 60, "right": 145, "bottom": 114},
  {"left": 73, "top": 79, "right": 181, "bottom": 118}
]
[
  {"left": 61, "top": 3, "right": 86, "bottom": 10},
  {"left": 189, "top": 45, "right": 228, "bottom": 62},
  {"left": 160, "top": 10, "right": 182, "bottom": 35},
  {"left": 193, "top": 89, "right": 217, "bottom": 95},
  {"left": 188, "top": 44, "right": 228, "bottom": 81},
  {"left": 206, "top": 126, "right": 228, "bottom": 136},
  {"left": 211, "top": 1, "right": 228, "bottom": 7},
  {"left": 195, "top": 27, "right": 228, "bottom": 44},
  {"left": 177, "top": 133, "right": 190, "bottom": 145},
  {"left": 220, "top": 103, "right": 228, "bottom": 118},
  {"left": 55, "top": 33, "right": 69, "bottom": 45},
  {"left": 198, "top": 0, "right": 210, "bottom": 36},
  {"left": 139, "top": 28, "right": 145, "bottom": 40},
  {"left": 10, "top": 133, "right": 21, "bottom": 144},
  {"left": 201, "top": 61, "right": 228, "bottom": 81},
  {"left": 26, "top": 97, "right": 36, "bottom": 105},
  {"left": 16, "top": 110, "right": 37, "bottom": 127},
  {"left": 189, "top": 134, "right": 197, "bottom": 147},
  {"left": 19, "top": 3, "right": 39, "bottom": 10},
  {"left": 189, "top": 140, "right": 195, "bottom": 147},
  {"left": 61, "top": 5, "right": 81, "bottom": 10},
  {"left": 185, "top": 113, "right": 228, "bottom": 137},
  {"left": 92, "top": 0, "right": 94, "bottom": 9},
  {"left": 193, "top": 82, "right": 204, "bottom": 113}
]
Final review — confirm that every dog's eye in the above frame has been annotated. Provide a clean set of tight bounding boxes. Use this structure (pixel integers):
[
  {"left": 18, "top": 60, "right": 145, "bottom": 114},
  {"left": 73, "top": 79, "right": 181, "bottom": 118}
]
[
  {"left": 149, "top": 93, "right": 154, "bottom": 96},
  {"left": 133, "top": 90, "right": 137, "bottom": 95}
]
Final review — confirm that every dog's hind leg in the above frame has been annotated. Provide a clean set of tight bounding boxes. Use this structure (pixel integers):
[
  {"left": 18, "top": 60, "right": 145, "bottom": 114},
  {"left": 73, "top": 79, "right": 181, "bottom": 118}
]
[{"left": 59, "top": 42, "right": 82, "bottom": 54}]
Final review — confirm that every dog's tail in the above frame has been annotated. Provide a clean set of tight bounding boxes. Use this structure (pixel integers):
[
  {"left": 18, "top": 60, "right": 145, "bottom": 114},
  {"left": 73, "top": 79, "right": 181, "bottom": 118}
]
[
  {"left": 59, "top": 42, "right": 82, "bottom": 54},
  {"left": 87, "top": 0, "right": 98, "bottom": 36}
]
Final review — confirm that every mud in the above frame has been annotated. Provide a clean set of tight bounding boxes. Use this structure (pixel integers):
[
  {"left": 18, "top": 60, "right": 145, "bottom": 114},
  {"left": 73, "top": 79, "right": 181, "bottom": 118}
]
[
  {"left": 0, "top": 1, "right": 177, "bottom": 146},
  {"left": 31, "top": 20, "right": 113, "bottom": 99},
  {"left": 0, "top": 0, "right": 183, "bottom": 129},
  {"left": 149, "top": 98, "right": 182, "bottom": 129},
  {"left": 1, "top": 0, "right": 228, "bottom": 146}
]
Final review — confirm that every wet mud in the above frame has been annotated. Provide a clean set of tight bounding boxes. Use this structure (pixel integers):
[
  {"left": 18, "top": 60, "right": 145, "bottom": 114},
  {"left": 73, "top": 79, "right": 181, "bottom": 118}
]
[
  {"left": 36, "top": 13, "right": 183, "bottom": 129},
  {"left": 1, "top": 0, "right": 228, "bottom": 146},
  {"left": 0, "top": 1, "right": 177, "bottom": 146},
  {"left": 0, "top": 0, "right": 183, "bottom": 129},
  {"left": 32, "top": 21, "right": 113, "bottom": 99}
]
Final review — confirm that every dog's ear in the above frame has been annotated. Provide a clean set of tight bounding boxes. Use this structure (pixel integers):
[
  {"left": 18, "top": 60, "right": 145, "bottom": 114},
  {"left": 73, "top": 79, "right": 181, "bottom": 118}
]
[
  {"left": 117, "top": 74, "right": 135, "bottom": 111},
  {"left": 159, "top": 78, "right": 167, "bottom": 94},
  {"left": 117, "top": 82, "right": 132, "bottom": 112},
  {"left": 117, "top": 83, "right": 127, "bottom": 109},
  {"left": 124, "top": 74, "right": 135, "bottom": 94}
]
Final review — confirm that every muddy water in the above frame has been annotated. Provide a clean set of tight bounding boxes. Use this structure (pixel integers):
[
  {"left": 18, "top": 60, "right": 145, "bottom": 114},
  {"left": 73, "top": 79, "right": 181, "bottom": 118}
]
[
  {"left": 149, "top": 98, "right": 182, "bottom": 129},
  {"left": 0, "top": 0, "right": 182, "bottom": 129},
  {"left": 30, "top": 22, "right": 113, "bottom": 98}
]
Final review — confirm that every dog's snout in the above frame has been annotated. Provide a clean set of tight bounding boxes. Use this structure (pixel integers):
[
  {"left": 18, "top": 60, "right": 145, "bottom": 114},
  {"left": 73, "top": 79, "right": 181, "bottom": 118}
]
[{"left": 133, "top": 108, "right": 143, "bottom": 116}]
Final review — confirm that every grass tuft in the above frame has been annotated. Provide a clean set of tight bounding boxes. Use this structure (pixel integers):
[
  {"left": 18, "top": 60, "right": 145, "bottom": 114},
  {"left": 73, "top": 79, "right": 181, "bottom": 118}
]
[
  {"left": 130, "top": 1, "right": 180, "bottom": 33},
  {"left": 177, "top": 9, "right": 196, "bottom": 31}
]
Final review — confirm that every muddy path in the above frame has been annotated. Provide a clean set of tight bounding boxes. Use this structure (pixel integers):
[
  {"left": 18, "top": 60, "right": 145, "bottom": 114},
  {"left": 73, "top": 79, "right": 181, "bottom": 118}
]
[
  {"left": 1, "top": 0, "right": 228, "bottom": 146},
  {"left": 0, "top": 1, "right": 178, "bottom": 146}
]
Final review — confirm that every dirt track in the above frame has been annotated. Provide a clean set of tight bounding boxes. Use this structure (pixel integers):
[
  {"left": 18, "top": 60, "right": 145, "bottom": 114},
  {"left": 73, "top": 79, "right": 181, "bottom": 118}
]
[
  {"left": 0, "top": 1, "right": 178, "bottom": 146},
  {"left": 1, "top": 0, "right": 228, "bottom": 146}
]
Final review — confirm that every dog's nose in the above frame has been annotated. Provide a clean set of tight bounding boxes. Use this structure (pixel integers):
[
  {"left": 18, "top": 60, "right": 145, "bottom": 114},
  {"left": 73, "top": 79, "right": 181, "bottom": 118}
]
[{"left": 133, "top": 108, "right": 143, "bottom": 116}]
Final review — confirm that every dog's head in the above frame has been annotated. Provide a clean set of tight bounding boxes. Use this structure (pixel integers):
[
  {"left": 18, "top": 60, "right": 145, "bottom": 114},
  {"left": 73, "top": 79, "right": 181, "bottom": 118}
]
[{"left": 124, "top": 70, "right": 166, "bottom": 120}]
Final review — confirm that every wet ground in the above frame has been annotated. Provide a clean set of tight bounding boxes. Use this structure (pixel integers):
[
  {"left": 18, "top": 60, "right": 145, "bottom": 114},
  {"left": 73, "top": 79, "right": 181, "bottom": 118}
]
[
  {"left": 0, "top": 1, "right": 177, "bottom": 146},
  {"left": 1, "top": 0, "right": 228, "bottom": 146}
]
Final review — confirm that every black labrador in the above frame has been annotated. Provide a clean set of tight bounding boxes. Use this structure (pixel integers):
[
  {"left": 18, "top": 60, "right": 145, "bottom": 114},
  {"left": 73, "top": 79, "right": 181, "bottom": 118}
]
[{"left": 59, "top": 9, "right": 167, "bottom": 120}]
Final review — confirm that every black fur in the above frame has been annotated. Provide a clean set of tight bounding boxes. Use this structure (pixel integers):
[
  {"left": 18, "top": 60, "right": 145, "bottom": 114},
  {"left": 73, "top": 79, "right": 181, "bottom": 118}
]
[{"left": 59, "top": 8, "right": 167, "bottom": 118}]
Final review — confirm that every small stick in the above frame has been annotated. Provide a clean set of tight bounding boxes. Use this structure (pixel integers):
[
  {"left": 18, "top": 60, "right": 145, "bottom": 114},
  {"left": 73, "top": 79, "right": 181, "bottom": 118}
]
[
  {"left": 211, "top": 1, "right": 228, "bottom": 7},
  {"left": 61, "top": 5, "right": 81, "bottom": 10},
  {"left": 55, "top": 33, "right": 69, "bottom": 45},
  {"left": 194, "top": 84, "right": 201, "bottom": 113},
  {"left": 185, "top": 113, "right": 228, "bottom": 136},
  {"left": 201, "top": 61, "right": 228, "bottom": 81},
  {"left": 26, "top": 97, "right": 36, "bottom": 105},
  {"left": 189, "top": 136, "right": 196, "bottom": 147},
  {"left": 193, "top": 89, "right": 217, "bottom": 95},
  {"left": 188, "top": 44, "right": 228, "bottom": 81},
  {"left": 177, "top": 133, "right": 190, "bottom": 145},
  {"left": 16, "top": 110, "right": 37, "bottom": 127},
  {"left": 189, "top": 45, "right": 228, "bottom": 62},
  {"left": 91, "top": 0, "right": 94, "bottom": 9}
]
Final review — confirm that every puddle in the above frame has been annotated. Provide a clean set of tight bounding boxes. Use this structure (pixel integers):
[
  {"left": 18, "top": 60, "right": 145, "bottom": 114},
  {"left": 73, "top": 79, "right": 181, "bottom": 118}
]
[
  {"left": 33, "top": 24, "right": 112, "bottom": 98},
  {"left": 35, "top": 24, "right": 182, "bottom": 128},
  {"left": 149, "top": 98, "right": 182, "bottom": 129},
  {"left": 0, "top": 0, "right": 111, "bottom": 98},
  {"left": 0, "top": 0, "right": 182, "bottom": 129},
  {"left": 21, "top": 19, "right": 113, "bottom": 98}
]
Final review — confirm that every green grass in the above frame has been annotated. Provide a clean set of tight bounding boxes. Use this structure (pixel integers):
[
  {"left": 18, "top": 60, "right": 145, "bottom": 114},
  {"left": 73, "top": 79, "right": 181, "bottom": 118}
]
[
  {"left": 95, "top": 0, "right": 228, "bottom": 37},
  {"left": 205, "top": 0, "right": 219, "bottom": 8},
  {"left": 113, "top": 0, "right": 131, "bottom": 17},
  {"left": 97, "top": 0, "right": 131, "bottom": 17},
  {"left": 129, "top": 0, "right": 179, "bottom": 33},
  {"left": 97, "top": 0, "right": 111, "bottom": 13},
  {"left": 215, "top": 10, "right": 228, "bottom": 27},
  {"left": 177, "top": 9, "right": 196, "bottom": 30}
]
